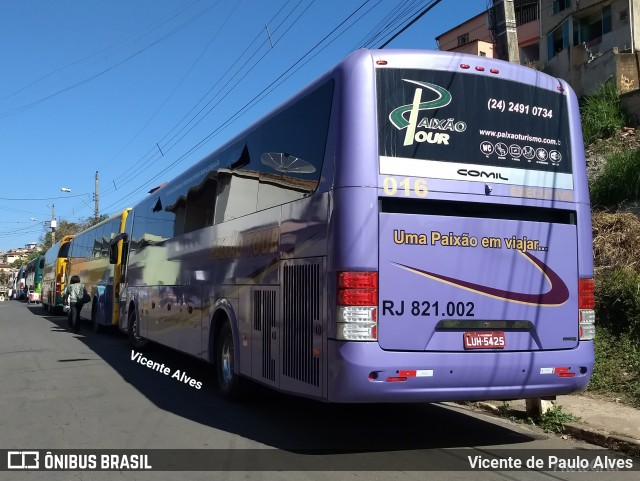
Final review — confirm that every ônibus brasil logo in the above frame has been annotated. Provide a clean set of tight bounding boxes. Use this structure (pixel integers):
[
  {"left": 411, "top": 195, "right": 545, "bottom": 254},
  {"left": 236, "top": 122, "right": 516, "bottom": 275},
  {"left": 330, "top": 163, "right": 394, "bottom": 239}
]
[{"left": 389, "top": 80, "right": 466, "bottom": 146}]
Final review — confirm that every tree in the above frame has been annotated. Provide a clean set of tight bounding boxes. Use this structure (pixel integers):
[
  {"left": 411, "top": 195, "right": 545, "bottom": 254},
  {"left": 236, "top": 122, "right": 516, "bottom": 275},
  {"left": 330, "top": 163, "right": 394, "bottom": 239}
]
[
  {"left": 22, "top": 251, "right": 40, "bottom": 263},
  {"left": 38, "top": 215, "right": 109, "bottom": 252},
  {"left": 80, "top": 214, "right": 109, "bottom": 231},
  {"left": 39, "top": 220, "right": 82, "bottom": 252}
]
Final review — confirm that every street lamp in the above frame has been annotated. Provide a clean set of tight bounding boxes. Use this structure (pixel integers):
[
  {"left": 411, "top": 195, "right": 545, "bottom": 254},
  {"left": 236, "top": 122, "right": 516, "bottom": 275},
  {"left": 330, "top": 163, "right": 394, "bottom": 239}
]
[{"left": 50, "top": 188, "right": 71, "bottom": 244}]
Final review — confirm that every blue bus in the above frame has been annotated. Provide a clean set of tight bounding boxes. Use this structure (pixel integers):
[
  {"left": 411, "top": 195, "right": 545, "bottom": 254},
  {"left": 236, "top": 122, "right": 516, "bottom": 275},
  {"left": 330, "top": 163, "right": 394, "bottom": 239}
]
[{"left": 112, "top": 49, "right": 594, "bottom": 403}]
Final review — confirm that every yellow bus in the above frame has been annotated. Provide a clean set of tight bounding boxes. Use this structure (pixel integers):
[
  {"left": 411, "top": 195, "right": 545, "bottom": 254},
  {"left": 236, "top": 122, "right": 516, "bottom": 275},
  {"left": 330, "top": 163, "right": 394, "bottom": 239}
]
[
  {"left": 67, "top": 209, "right": 131, "bottom": 332},
  {"left": 41, "top": 235, "right": 74, "bottom": 314}
]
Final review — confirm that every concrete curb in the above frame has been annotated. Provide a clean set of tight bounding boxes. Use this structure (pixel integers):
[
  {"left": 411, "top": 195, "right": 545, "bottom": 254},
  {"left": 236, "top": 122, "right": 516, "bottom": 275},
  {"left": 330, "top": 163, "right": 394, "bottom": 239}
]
[
  {"left": 453, "top": 402, "right": 640, "bottom": 457},
  {"left": 563, "top": 422, "right": 640, "bottom": 457}
]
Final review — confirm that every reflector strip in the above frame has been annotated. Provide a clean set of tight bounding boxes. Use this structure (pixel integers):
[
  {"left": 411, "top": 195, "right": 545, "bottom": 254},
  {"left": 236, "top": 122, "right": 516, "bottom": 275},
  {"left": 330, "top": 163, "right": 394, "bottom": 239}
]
[
  {"left": 553, "top": 367, "right": 575, "bottom": 377},
  {"left": 398, "top": 369, "right": 433, "bottom": 377}
]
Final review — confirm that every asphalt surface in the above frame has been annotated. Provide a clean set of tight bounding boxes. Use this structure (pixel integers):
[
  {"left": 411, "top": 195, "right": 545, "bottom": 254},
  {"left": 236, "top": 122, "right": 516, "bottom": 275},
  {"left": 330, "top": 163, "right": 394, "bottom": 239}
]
[{"left": 0, "top": 299, "right": 637, "bottom": 481}]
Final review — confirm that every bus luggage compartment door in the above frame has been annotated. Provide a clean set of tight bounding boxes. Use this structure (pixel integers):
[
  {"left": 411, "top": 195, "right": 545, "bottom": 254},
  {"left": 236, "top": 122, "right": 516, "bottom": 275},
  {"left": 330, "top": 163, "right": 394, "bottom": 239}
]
[{"left": 378, "top": 212, "right": 579, "bottom": 352}]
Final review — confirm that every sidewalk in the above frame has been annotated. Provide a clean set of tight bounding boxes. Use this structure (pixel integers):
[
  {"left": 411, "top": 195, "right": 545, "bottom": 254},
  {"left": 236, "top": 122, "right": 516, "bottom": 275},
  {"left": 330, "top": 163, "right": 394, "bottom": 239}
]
[{"left": 456, "top": 394, "right": 640, "bottom": 456}]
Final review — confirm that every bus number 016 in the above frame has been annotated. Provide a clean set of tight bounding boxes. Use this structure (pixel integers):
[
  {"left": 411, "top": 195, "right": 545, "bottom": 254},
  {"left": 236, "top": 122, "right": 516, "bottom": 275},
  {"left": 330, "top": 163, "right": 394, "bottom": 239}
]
[{"left": 383, "top": 177, "right": 428, "bottom": 198}]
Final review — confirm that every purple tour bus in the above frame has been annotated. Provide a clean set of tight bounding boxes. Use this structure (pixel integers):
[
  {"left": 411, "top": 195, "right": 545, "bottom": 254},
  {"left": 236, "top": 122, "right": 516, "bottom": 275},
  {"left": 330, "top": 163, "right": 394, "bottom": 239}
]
[{"left": 113, "top": 49, "right": 594, "bottom": 402}]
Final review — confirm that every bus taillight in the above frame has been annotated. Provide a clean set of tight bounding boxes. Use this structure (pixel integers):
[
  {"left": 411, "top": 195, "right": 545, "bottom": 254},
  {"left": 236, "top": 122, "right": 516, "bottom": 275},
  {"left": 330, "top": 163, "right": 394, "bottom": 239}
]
[
  {"left": 578, "top": 278, "right": 595, "bottom": 340},
  {"left": 337, "top": 272, "right": 378, "bottom": 341}
]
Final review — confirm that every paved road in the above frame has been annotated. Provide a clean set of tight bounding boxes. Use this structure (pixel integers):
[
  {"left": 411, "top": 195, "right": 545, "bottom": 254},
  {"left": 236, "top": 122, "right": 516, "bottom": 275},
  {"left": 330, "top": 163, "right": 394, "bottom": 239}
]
[{"left": 0, "top": 300, "right": 636, "bottom": 481}]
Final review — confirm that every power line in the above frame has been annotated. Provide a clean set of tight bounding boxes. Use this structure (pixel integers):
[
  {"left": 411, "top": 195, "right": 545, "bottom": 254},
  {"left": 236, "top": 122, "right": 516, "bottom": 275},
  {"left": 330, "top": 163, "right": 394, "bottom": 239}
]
[
  {"left": 98, "top": 0, "right": 241, "bottom": 180},
  {"left": 0, "top": 1, "right": 203, "bottom": 105},
  {"left": 8, "top": 0, "right": 453, "bottom": 245},
  {"left": 0, "top": 1, "right": 220, "bottom": 118},
  {"left": 0, "top": 193, "right": 90, "bottom": 202},
  {"left": 95, "top": 1, "right": 318, "bottom": 212},
  {"left": 380, "top": 0, "right": 444, "bottom": 48},
  {"left": 356, "top": 0, "right": 425, "bottom": 49},
  {"left": 93, "top": 1, "right": 303, "bottom": 201},
  {"left": 99, "top": 0, "right": 379, "bottom": 215}
]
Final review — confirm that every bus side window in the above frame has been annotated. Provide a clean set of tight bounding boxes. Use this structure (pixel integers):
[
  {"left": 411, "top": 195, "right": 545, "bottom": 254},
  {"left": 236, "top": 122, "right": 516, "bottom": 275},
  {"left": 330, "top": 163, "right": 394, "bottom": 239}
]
[
  {"left": 169, "top": 198, "right": 186, "bottom": 237},
  {"left": 184, "top": 177, "right": 217, "bottom": 234},
  {"left": 214, "top": 171, "right": 259, "bottom": 224}
]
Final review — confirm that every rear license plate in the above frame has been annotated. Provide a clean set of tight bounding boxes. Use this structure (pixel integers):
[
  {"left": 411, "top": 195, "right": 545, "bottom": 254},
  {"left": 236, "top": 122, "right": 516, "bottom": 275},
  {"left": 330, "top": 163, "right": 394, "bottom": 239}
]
[{"left": 464, "top": 331, "right": 506, "bottom": 349}]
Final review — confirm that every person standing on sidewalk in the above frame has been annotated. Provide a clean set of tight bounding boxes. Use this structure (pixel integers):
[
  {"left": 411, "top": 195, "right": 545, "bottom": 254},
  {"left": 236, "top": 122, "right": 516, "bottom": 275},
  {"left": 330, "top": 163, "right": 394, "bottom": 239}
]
[{"left": 63, "top": 275, "right": 87, "bottom": 333}]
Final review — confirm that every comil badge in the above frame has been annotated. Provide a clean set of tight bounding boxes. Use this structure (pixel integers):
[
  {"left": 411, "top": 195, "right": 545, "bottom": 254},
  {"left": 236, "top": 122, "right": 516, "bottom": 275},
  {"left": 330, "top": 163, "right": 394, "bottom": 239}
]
[{"left": 389, "top": 80, "right": 467, "bottom": 147}]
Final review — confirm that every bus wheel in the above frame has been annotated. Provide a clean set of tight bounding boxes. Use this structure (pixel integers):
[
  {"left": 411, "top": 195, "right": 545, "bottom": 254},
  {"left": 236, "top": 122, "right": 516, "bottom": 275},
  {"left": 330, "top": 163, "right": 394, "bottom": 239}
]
[
  {"left": 216, "top": 322, "right": 244, "bottom": 401},
  {"left": 128, "top": 309, "right": 148, "bottom": 350},
  {"left": 92, "top": 303, "right": 102, "bottom": 334}
]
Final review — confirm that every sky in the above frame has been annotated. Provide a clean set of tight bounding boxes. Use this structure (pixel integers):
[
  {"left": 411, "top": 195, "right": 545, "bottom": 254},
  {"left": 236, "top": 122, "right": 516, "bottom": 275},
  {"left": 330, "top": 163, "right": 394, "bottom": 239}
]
[{"left": 0, "top": 0, "right": 489, "bottom": 252}]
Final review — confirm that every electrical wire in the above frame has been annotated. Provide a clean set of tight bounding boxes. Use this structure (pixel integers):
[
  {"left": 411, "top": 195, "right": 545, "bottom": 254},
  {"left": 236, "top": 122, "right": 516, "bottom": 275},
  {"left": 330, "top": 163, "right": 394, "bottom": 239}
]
[
  {"left": 0, "top": 1, "right": 221, "bottom": 118},
  {"left": 99, "top": 0, "right": 379, "bottom": 215}
]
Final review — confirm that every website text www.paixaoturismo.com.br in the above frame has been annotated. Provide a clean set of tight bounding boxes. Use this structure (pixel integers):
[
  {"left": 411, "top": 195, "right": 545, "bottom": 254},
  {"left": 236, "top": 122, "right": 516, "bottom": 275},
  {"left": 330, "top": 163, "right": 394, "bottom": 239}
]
[{"left": 479, "top": 129, "right": 561, "bottom": 146}]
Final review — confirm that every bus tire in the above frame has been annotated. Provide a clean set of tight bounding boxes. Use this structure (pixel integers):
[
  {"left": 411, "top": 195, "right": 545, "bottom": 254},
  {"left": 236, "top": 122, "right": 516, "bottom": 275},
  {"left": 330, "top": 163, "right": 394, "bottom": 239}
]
[
  {"left": 216, "top": 321, "right": 244, "bottom": 401},
  {"left": 128, "top": 309, "right": 148, "bottom": 350}
]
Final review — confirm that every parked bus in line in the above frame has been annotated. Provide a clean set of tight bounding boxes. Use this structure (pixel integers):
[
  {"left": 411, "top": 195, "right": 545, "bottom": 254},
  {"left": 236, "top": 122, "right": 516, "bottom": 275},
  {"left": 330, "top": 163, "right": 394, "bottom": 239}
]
[
  {"left": 15, "top": 265, "right": 26, "bottom": 301},
  {"left": 24, "top": 255, "right": 45, "bottom": 304},
  {"left": 68, "top": 209, "right": 131, "bottom": 332},
  {"left": 42, "top": 235, "right": 73, "bottom": 314},
  {"left": 110, "top": 49, "right": 594, "bottom": 402}
]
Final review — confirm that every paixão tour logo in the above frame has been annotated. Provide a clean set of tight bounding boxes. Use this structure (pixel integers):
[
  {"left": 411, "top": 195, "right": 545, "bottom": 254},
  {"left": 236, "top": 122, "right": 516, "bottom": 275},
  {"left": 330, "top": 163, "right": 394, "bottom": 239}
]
[{"left": 389, "top": 79, "right": 466, "bottom": 147}]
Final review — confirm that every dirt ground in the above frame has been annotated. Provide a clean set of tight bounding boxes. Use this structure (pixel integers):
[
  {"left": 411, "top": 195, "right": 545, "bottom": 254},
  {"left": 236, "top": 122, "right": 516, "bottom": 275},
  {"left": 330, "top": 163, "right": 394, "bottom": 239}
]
[{"left": 586, "top": 127, "right": 640, "bottom": 184}]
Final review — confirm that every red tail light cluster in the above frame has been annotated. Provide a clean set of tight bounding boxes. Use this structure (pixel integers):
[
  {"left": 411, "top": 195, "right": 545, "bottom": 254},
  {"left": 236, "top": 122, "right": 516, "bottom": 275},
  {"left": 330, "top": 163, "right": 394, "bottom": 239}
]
[
  {"left": 578, "top": 278, "right": 595, "bottom": 340},
  {"left": 337, "top": 272, "right": 378, "bottom": 341}
]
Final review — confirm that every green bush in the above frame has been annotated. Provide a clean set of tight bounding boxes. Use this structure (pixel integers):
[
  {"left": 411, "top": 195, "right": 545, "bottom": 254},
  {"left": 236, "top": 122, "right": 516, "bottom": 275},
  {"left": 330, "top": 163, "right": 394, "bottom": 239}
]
[
  {"left": 595, "top": 268, "right": 640, "bottom": 340},
  {"left": 590, "top": 149, "right": 640, "bottom": 208},
  {"left": 591, "top": 269, "right": 640, "bottom": 407},
  {"left": 589, "top": 327, "right": 640, "bottom": 407},
  {"left": 581, "top": 80, "right": 627, "bottom": 145},
  {"left": 535, "top": 405, "right": 579, "bottom": 433}
]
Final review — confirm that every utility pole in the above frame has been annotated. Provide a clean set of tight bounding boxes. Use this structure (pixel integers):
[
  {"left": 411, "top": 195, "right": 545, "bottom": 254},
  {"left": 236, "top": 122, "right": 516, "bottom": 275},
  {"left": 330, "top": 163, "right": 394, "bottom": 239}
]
[
  {"left": 493, "top": 0, "right": 520, "bottom": 64},
  {"left": 94, "top": 171, "right": 99, "bottom": 220},
  {"left": 50, "top": 204, "right": 56, "bottom": 245}
]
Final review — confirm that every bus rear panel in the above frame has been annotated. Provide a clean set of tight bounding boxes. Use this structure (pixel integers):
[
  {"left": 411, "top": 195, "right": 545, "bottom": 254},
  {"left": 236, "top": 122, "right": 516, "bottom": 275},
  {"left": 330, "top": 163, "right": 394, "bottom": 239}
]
[{"left": 327, "top": 50, "right": 593, "bottom": 402}]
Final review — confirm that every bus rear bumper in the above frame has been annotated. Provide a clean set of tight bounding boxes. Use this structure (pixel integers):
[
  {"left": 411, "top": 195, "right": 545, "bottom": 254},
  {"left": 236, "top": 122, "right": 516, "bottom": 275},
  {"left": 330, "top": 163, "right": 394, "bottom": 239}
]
[{"left": 326, "top": 340, "right": 594, "bottom": 403}]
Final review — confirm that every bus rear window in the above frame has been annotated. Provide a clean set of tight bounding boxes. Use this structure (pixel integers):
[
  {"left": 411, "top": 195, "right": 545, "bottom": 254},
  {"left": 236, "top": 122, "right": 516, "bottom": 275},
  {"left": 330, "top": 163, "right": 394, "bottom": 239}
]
[{"left": 377, "top": 68, "right": 573, "bottom": 189}]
